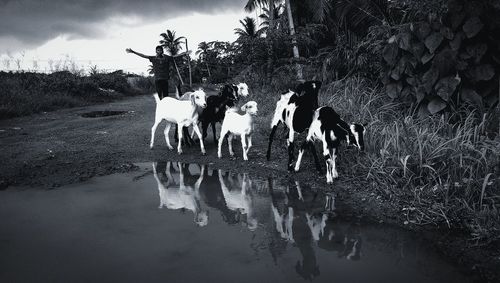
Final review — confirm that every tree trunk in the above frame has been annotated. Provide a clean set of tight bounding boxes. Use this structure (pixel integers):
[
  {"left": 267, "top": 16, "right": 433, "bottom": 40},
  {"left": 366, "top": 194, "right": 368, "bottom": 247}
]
[
  {"left": 285, "top": 0, "right": 303, "bottom": 81},
  {"left": 205, "top": 59, "right": 211, "bottom": 77},
  {"left": 185, "top": 38, "right": 192, "bottom": 87},
  {"left": 173, "top": 58, "right": 184, "bottom": 85},
  {"left": 266, "top": 0, "right": 275, "bottom": 82}
]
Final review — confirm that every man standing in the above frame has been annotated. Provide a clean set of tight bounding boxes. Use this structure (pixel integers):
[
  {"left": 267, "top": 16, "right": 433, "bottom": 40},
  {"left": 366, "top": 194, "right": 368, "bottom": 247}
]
[{"left": 126, "top": 46, "right": 188, "bottom": 99}]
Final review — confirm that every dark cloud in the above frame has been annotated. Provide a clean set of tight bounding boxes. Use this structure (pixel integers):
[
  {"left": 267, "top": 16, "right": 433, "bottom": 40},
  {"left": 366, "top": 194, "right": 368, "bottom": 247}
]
[{"left": 0, "top": 0, "right": 246, "bottom": 48}]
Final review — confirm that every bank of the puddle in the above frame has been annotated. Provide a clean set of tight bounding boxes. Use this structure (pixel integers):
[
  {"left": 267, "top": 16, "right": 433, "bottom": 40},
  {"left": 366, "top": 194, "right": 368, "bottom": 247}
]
[{"left": 0, "top": 162, "right": 474, "bottom": 282}]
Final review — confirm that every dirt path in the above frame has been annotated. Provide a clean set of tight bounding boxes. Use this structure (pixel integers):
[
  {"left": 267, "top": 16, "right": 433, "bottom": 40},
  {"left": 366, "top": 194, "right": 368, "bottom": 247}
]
[{"left": 1, "top": 94, "right": 499, "bottom": 281}]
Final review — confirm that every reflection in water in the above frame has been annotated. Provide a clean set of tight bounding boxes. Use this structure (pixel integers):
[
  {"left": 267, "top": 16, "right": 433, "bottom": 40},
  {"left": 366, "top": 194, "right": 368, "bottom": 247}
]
[
  {"left": 218, "top": 170, "right": 258, "bottom": 231},
  {"left": 153, "top": 162, "right": 208, "bottom": 226},
  {"left": 152, "top": 161, "right": 364, "bottom": 280},
  {"left": 0, "top": 162, "right": 472, "bottom": 283}
]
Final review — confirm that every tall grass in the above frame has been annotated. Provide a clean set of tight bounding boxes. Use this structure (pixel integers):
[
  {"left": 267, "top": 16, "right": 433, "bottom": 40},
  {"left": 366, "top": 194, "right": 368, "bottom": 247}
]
[{"left": 322, "top": 76, "right": 499, "bottom": 243}]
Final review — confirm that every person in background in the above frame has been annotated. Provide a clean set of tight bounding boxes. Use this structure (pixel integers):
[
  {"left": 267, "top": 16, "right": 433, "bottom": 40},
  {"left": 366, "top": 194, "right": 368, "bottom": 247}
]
[{"left": 126, "top": 46, "right": 189, "bottom": 99}]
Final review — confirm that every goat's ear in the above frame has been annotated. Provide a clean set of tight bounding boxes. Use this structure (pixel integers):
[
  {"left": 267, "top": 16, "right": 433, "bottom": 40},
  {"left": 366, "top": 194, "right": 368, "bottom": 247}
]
[
  {"left": 190, "top": 93, "right": 196, "bottom": 104},
  {"left": 240, "top": 103, "right": 247, "bottom": 111}
]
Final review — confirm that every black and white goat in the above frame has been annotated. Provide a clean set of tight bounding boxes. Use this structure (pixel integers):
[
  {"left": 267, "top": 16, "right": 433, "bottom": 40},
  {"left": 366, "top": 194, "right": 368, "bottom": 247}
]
[
  {"left": 150, "top": 89, "right": 207, "bottom": 155},
  {"left": 199, "top": 83, "right": 249, "bottom": 143},
  {"left": 294, "top": 106, "right": 366, "bottom": 183},
  {"left": 177, "top": 82, "right": 249, "bottom": 144},
  {"left": 266, "top": 81, "right": 323, "bottom": 171}
]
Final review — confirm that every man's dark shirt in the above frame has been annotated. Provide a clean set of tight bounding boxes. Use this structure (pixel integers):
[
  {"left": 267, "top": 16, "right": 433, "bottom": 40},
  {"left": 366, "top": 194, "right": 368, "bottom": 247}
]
[{"left": 149, "top": 55, "right": 171, "bottom": 80}]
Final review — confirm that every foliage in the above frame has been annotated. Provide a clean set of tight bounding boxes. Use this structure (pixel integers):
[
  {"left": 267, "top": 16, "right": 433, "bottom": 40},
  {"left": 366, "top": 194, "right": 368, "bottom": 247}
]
[{"left": 381, "top": 0, "right": 500, "bottom": 116}]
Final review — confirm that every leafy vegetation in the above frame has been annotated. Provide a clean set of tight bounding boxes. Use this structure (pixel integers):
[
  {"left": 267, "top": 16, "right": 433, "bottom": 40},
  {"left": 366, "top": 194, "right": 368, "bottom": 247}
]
[
  {"left": 381, "top": 0, "right": 500, "bottom": 118},
  {"left": 0, "top": 71, "right": 153, "bottom": 119}
]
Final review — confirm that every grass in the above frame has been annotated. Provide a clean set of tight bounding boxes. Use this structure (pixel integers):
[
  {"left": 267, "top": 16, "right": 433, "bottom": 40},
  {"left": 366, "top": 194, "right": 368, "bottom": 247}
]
[
  {"left": 0, "top": 70, "right": 154, "bottom": 119},
  {"left": 248, "top": 74, "right": 499, "bottom": 243}
]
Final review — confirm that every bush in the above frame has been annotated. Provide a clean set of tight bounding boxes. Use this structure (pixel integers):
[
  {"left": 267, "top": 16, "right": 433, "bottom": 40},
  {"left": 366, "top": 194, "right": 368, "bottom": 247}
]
[
  {"left": 381, "top": 0, "right": 500, "bottom": 116},
  {"left": 0, "top": 71, "right": 153, "bottom": 119}
]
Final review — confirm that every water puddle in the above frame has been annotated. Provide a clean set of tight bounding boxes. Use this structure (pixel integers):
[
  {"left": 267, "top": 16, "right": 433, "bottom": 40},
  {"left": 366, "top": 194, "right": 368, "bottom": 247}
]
[{"left": 0, "top": 162, "right": 472, "bottom": 282}]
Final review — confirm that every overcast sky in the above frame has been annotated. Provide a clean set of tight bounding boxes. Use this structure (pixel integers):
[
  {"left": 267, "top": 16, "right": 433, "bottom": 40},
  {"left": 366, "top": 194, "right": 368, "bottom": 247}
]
[{"left": 0, "top": 0, "right": 256, "bottom": 74}]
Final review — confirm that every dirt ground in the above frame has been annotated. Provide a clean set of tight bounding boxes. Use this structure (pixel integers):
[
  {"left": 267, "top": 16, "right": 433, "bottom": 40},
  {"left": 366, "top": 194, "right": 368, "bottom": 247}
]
[{"left": 1, "top": 94, "right": 499, "bottom": 282}]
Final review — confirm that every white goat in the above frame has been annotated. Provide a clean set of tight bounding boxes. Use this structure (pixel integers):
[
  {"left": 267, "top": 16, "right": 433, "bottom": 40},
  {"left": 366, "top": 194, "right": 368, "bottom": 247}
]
[
  {"left": 150, "top": 89, "right": 207, "bottom": 155},
  {"left": 218, "top": 170, "right": 258, "bottom": 231},
  {"left": 152, "top": 162, "right": 208, "bottom": 227},
  {"left": 217, "top": 101, "right": 258, "bottom": 161}
]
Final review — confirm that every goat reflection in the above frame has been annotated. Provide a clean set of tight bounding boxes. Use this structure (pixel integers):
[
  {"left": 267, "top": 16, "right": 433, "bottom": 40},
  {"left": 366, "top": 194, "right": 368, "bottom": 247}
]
[
  {"left": 270, "top": 181, "right": 362, "bottom": 280},
  {"left": 218, "top": 170, "right": 258, "bottom": 231},
  {"left": 152, "top": 162, "right": 208, "bottom": 227}
]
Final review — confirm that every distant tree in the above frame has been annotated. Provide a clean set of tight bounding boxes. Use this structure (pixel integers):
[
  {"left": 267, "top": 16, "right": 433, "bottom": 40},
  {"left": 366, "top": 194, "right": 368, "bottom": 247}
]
[
  {"left": 245, "top": 0, "right": 276, "bottom": 80},
  {"left": 196, "top": 41, "right": 212, "bottom": 77},
  {"left": 234, "top": 17, "right": 263, "bottom": 39}
]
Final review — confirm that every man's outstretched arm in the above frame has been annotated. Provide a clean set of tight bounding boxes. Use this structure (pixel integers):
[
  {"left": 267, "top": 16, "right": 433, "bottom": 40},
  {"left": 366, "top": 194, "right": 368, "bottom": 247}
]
[{"left": 126, "top": 48, "right": 150, "bottom": 59}]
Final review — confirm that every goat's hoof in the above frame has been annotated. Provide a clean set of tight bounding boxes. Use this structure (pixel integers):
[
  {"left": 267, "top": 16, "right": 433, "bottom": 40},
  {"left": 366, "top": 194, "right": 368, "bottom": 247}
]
[
  {"left": 150, "top": 146, "right": 154, "bottom": 150},
  {"left": 177, "top": 150, "right": 183, "bottom": 155},
  {"left": 201, "top": 152, "right": 206, "bottom": 156},
  {"left": 167, "top": 146, "right": 174, "bottom": 150}
]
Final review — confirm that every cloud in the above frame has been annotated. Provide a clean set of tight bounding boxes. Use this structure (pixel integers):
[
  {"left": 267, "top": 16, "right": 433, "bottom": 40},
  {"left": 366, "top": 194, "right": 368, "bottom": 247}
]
[{"left": 0, "top": 0, "right": 247, "bottom": 49}]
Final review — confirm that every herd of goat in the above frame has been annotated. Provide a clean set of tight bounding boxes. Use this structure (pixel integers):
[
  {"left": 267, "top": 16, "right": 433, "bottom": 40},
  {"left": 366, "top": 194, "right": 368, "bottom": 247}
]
[{"left": 149, "top": 80, "right": 366, "bottom": 183}]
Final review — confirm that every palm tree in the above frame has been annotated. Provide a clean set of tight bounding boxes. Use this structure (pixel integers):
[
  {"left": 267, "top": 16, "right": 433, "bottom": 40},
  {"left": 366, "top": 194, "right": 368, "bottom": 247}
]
[
  {"left": 160, "top": 29, "right": 185, "bottom": 84},
  {"left": 234, "top": 17, "right": 263, "bottom": 64},
  {"left": 234, "top": 17, "right": 263, "bottom": 39},
  {"left": 245, "top": 0, "right": 276, "bottom": 80},
  {"left": 195, "top": 41, "right": 212, "bottom": 77},
  {"left": 258, "top": 3, "right": 284, "bottom": 33}
]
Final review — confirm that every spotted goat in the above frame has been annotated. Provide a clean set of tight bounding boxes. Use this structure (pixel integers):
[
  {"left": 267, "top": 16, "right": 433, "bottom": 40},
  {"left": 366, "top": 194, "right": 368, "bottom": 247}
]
[
  {"left": 294, "top": 106, "right": 366, "bottom": 183},
  {"left": 266, "top": 81, "right": 323, "bottom": 172}
]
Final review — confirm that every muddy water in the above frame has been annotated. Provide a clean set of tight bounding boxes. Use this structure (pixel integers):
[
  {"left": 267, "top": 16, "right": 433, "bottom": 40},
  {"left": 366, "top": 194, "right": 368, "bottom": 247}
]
[{"left": 0, "top": 162, "right": 471, "bottom": 283}]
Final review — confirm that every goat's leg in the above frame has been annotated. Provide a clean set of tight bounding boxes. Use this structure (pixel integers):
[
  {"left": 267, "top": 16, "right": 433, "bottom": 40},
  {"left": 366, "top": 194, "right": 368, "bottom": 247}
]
[
  {"left": 294, "top": 140, "right": 308, "bottom": 172},
  {"left": 322, "top": 136, "right": 334, "bottom": 183},
  {"left": 183, "top": 126, "right": 193, "bottom": 146},
  {"left": 202, "top": 120, "right": 209, "bottom": 142},
  {"left": 217, "top": 128, "right": 228, "bottom": 158},
  {"left": 287, "top": 128, "right": 295, "bottom": 171},
  {"left": 177, "top": 124, "right": 184, "bottom": 154},
  {"left": 192, "top": 123, "right": 206, "bottom": 155},
  {"left": 228, "top": 134, "right": 235, "bottom": 157},
  {"left": 325, "top": 155, "right": 333, "bottom": 184},
  {"left": 174, "top": 124, "right": 179, "bottom": 142},
  {"left": 266, "top": 122, "right": 280, "bottom": 161},
  {"left": 150, "top": 118, "right": 161, "bottom": 149},
  {"left": 164, "top": 123, "right": 173, "bottom": 150},
  {"left": 241, "top": 134, "right": 248, "bottom": 160},
  {"left": 212, "top": 122, "right": 217, "bottom": 144},
  {"left": 331, "top": 148, "right": 339, "bottom": 179},
  {"left": 245, "top": 135, "right": 252, "bottom": 156}
]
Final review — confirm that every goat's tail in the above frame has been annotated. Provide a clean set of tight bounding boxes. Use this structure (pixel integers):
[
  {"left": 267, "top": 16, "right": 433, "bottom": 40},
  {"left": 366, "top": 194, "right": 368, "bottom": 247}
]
[{"left": 153, "top": 93, "right": 160, "bottom": 104}]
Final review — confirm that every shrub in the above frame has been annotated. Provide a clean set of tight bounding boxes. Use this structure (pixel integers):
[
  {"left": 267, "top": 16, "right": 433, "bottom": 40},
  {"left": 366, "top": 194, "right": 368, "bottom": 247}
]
[{"left": 381, "top": 0, "right": 500, "bottom": 116}]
